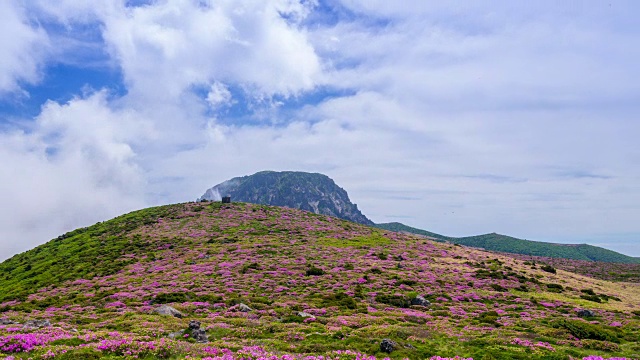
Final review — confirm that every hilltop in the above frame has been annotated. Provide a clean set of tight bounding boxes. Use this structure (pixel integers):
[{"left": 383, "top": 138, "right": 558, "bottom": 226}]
[
  {"left": 200, "top": 171, "right": 374, "bottom": 225},
  {"left": 1, "top": 202, "right": 639, "bottom": 359},
  {"left": 200, "top": 171, "right": 638, "bottom": 264}
]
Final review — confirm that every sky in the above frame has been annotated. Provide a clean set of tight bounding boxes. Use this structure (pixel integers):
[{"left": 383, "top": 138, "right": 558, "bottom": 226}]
[{"left": 1, "top": 0, "right": 639, "bottom": 260}]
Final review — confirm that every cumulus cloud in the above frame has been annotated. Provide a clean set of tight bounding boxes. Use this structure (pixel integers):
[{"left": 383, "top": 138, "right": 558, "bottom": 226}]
[
  {"left": 0, "top": 1, "right": 49, "bottom": 94},
  {"left": 0, "top": 93, "right": 150, "bottom": 260},
  {"left": 206, "top": 82, "right": 233, "bottom": 108},
  {"left": 97, "top": 0, "right": 322, "bottom": 104},
  {"left": 2, "top": 0, "right": 640, "bottom": 259}
]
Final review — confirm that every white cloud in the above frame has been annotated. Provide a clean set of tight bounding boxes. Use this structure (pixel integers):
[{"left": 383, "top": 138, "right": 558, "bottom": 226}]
[
  {"left": 206, "top": 81, "right": 233, "bottom": 108},
  {"left": 96, "top": 0, "right": 322, "bottom": 104},
  {"left": 0, "top": 92, "right": 151, "bottom": 260},
  {"left": 2, "top": 1, "right": 640, "bottom": 259},
  {"left": 0, "top": 1, "right": 49, "bottom": 94}
]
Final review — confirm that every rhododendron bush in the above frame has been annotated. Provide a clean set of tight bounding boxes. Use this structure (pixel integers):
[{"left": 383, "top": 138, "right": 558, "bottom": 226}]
[{"left": 0, "top": 202, "right": 638, "bottom": 359}]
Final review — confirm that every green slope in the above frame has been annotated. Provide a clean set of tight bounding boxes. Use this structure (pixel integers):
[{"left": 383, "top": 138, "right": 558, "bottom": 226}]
[
  {"left": 374, "top": 222, "right": 449, "bottom": 241},
  {"left": 381, "top": 224, "right": 640, "bottom": 264},
  {"left": 1, "top": 202, "right": 640, "bottom": 360}
]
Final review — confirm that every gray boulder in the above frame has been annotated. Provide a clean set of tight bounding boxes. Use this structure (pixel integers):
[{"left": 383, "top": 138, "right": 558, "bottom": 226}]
[
  {"left": 188, "top": 320, "right": 209, "bottom": 343},
  {"left": 0, "top": 318, "right": 18, "bottom": 325},
  {"left": 168, "top": 330, "right": 185, "bottom": 339},
  {"left": 380, "top": 338, "right": 397, "bottom": 353},
  {"left": 155, "top": 305, "right": 184, "bottom": 318},
  {"left": 297, "top": 311, "right": 316, "bottom": 319},
  {"left": 22, "top": 319, "right": 51, "bottom": 329},
  {"left": 237, "top": 303, "right": 252, "bottom": 312},
  {"left": 577, "top": 309, "right": 595, "bottom": 318},
  {"left": 410, "top": 295, "right": 431, "bottom": 307}
]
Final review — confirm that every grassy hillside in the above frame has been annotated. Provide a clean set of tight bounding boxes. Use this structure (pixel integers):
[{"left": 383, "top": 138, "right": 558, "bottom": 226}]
[
  {"left": 1, "top": 202, "right": 639, "bottom": 360},
  {"left": 453, "top": 233, "right": 640, "bottom": 264},
  {"left": 381, "top": 223, "right": 640, "bottom": 264},
  {"left": 374, "top": 222, "right": 449, "bottom": 241}
]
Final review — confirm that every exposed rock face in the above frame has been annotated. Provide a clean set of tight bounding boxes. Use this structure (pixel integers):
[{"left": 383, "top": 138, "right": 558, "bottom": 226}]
[
  {"left": 200, "top": 171, "right": 374, "bottom": 225},
  {"left": 380, "top": 339, "right": 397, "bottom": 353},
  {"left": 0, "top": 318, "right": 17, "bottom": 325},
  {"left": 410, "top": 295, "right": 431, "bottom": 307},
  {"left": 22, "top": 319, "right": 50, "bottom": 329},
  {"left": 155, "top": 305, "right": 184, "bottom": 318}
]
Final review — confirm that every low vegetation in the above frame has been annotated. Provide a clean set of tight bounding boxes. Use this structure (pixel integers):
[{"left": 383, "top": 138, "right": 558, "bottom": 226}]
[{"left": 0, "top": 202, "right": 638, "bottom": 359}]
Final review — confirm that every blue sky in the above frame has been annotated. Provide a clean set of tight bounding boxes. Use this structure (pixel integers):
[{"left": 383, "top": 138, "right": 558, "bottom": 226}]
[{"left": 1, "top": 0, "right": 640, "bottom": 259}]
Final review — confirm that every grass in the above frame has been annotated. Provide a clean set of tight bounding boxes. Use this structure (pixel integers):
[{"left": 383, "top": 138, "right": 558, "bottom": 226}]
[{"left": 0, "top": 202, "right": 639, "bottom": 359}]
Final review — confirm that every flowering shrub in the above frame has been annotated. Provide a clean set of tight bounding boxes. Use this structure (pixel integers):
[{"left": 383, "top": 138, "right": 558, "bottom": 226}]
[{"left": 0, "top": 202, "right": 638, "bottom": 360}]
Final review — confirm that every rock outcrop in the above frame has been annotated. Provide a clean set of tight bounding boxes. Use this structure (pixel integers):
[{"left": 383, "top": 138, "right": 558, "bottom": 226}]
[
  {"left": 155, "top": 305, "right": 184, "bottom": 318},
  {"left": 200, "top": 171, "right": 374, "bottom": 225}
]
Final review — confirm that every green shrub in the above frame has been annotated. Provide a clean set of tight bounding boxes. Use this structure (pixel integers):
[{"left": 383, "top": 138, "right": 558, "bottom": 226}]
[
  {"left": 541, "top": 265, "right": 556, "bottom": 274},
  {"left": 306, "top": 267, "right": 325, "bottom": 276},
  {"left": 153, "top": 292, "right": 192, "bottom": 304},
  {"left": 375, "top": 293, "right": 410, "bottom": 308},
  {"left": 322, "top": 292, "right": 357, "bottom": 309},
  {"left": 581, "top": 339, "right": 620, "bottom": 352},
  {"left": 396, "top": 279, "right": 417, "bottom": 286},
  {"left": 490, "top": 284, "right": 507, "bottom": 292},
  {"left": 50, "top": 338, "right": 87, "bottom": 346},
  {"left": 580, "top": 294, "right": 602, "bottom": 303},
  {"left": 553, "top": 319, "right": 618, "bottom": 342},
  {"left": 376, "top": 252, "right": 388, "bottom": 260},
  {"left": 546, "top": 283, "right": 564, "bottom": 293},
  {"left": 240, "top": 262, "right": 261, "bottom": 274},
  {"left": 477, "top": 311, "right": 501, "bottom": 326},
  {"left": 581, "top": 289, "right": 596, "bottom": 296}
]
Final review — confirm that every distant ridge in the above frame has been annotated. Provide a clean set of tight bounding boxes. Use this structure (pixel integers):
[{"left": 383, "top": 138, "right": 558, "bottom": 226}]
[
  {"left": 375, "top": 222, "right": 449, "bottom": 241},
  {"left": 200, "top": 171, "right": 638, "bottom": 264},
  {"left": 386, "top": 225, "right": 640, "bottom": 264}
]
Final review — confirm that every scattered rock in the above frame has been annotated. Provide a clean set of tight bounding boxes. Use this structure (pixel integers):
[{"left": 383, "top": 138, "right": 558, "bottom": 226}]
[
  {"left": 410, "top": 295, "right": 431, "bottom": 307},
  {"left": 188, "top": 320, "right": 209, "bottom": 343},
  {"left": 237, "top": 303, "right": 252, "bottom": 312},
  {"left": 297, "top": 312, "right": 315, "bottom": 318},
  {"left": 380, "top": 338, "right": 397, "bottom": 353},
  {"left": 0, "top": 318, "right": 18, "bottom": 325},
  {"left": 397, "top": 263, "right": 405, "bottom": 269},
  {"left": 22, "top": 319, "right": 51, "bottom": 329},
  {"left": 168, "top": 330, "right": 185, "bottom": 339},
  {"left": 577, "top": 309, "right": 595, "bottom": 318},
  {"left": 155, "top": 305, "right": 184, "bottom": 318}
]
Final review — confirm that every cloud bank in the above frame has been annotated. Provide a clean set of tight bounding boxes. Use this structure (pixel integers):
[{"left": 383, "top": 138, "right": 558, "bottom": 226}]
[{"left": 1, "top": 0, "right": 639, "bottom": 259}]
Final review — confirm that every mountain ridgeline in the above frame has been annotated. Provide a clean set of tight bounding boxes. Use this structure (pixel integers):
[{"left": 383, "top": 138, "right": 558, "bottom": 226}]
[
  {"left": 200, "top": 171, "right": 374, "bottom": 225},
  {"left": 376, "top": 223, "right": 640, "bottom": 264},
  {"left": 200, "top": 171, "right": 638, "bottom": 264}
]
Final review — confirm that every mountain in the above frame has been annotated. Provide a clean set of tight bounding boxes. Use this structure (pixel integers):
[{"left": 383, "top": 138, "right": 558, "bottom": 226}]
[
  {"left": 1, "top": 202, "right": 639, "bottom": 359},
  {"left": 200, "top": 170, "right": 374, "bottom": 225},
  {"left": 201, "top": 171, "right": 638, "bottom": 265},
  {"left": 387, "top": 225, "right": 640, "bottom": 264}
]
